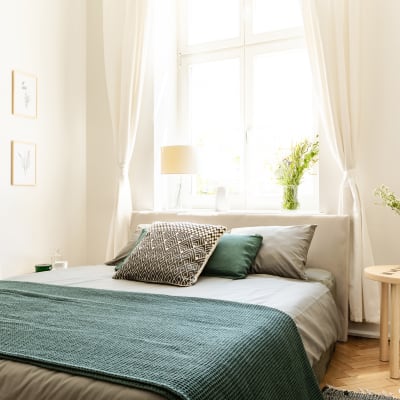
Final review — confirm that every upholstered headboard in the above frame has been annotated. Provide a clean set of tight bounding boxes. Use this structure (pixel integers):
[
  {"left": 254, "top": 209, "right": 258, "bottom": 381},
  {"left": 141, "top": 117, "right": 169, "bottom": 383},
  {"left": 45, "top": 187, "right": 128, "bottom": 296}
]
[{"left": 131, "top": 211, "right": 350, "bottom": 341}]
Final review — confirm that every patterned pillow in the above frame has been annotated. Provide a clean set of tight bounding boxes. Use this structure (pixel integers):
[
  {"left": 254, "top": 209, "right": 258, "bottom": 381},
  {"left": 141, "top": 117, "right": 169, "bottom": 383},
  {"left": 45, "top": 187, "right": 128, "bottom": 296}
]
[{"left": 113, "top": 221, "right": 227, "bottom": 286}]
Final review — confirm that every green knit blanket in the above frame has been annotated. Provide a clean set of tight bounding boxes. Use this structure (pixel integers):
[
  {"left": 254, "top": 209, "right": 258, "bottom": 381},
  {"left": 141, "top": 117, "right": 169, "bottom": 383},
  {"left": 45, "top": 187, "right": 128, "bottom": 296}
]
[{"left": 0, "top": 280, "right": 323, "bottom": 400}]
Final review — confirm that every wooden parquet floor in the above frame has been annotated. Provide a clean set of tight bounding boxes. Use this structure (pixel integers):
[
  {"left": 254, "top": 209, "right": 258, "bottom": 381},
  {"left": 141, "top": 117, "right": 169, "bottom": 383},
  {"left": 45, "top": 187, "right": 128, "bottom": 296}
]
[{"left": 321, "top": 336, "right": 400, "bottom": 397}]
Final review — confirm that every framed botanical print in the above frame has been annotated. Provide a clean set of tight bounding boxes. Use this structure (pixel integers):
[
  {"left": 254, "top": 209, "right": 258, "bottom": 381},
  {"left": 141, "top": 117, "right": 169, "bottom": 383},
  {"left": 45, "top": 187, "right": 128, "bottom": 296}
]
[
  {"left": 12, "top": 70, "right": 37, "bottom": 118},
  {"left": 11, "top": 141, "right": 36, "bottom": 186}
]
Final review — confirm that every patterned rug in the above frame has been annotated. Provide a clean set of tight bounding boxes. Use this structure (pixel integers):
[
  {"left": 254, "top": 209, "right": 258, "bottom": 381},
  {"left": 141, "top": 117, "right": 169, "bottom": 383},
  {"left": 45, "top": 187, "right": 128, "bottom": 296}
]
[{"left": 322, "top": 387, "right": 399, "bottom": 400}]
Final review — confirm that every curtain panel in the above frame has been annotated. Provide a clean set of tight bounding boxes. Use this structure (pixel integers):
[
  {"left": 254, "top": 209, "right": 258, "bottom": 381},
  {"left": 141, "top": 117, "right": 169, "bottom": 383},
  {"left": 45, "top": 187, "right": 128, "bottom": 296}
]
[
  {"left": 102, "top": 0, "right": 150, "bottom": 260},
  {"left": 301, "top": 0, "right": 379, "bottom": 322}
]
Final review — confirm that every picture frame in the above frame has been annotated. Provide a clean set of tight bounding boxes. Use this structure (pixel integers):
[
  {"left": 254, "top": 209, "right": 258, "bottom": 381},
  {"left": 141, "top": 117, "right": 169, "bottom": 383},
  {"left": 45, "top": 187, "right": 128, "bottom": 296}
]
[
  {"left": 11, "top": 141, "right": 36, "bottom": 186},
  {"left": 12, "top": 70, "right": 37, "bottom": 119}
]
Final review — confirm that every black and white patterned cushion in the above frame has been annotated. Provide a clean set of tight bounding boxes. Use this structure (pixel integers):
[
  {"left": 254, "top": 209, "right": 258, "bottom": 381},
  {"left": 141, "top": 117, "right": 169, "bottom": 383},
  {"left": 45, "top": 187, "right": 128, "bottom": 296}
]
[{"left": 113, "top": 221, "right": 227, "bottom": 287}]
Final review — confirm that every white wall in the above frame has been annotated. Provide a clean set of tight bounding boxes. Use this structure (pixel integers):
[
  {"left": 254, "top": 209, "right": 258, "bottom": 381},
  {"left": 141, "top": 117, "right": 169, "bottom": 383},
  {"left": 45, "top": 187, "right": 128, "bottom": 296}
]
[
  {"left": 359, "top": 0, "right": 400, "bottom": 265},
  {"left": 0, "top": 0, "right": 87, "bottom": 278}
]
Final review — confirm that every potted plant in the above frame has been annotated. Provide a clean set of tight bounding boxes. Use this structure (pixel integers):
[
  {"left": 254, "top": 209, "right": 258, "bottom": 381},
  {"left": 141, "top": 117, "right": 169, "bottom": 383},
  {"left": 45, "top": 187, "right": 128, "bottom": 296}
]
[{"left": 275, "top": 136, "right": 319, "bottom": 210}]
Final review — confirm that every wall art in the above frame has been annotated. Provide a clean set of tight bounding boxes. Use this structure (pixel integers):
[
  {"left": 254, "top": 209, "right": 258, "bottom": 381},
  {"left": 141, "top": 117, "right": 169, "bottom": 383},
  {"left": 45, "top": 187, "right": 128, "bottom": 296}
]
[
  {"left": 12, "top": 70, "right": 37, "bottom": 118},
  {"left": 11, "top": 141, "right": 36, "bottom": 186}
]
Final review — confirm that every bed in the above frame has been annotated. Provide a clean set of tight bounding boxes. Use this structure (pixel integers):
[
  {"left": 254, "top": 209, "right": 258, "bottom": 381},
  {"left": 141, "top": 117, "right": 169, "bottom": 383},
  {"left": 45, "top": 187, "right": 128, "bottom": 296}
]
[{"left": 0, "top": 212, "right": 350, "bottom": 400}]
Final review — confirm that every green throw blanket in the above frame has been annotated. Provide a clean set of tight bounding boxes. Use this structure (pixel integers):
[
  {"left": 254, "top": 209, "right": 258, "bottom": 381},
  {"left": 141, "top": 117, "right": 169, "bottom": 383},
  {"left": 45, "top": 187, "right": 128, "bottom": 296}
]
[{"left": 0, "top": 280, "right": 323, "bottom": 400}]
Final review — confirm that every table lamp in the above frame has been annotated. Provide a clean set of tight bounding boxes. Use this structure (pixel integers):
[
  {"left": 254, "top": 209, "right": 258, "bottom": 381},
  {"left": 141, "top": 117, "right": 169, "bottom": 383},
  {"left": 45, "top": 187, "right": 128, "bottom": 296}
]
[{"left": 161, "top": 145, "right": 197, "bottom": 209}]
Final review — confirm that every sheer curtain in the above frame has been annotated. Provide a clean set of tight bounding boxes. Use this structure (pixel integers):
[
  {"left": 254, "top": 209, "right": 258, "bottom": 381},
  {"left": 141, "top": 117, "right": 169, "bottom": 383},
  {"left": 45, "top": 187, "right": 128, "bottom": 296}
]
[
  {"left": 301, "top": 0, "right": 379, "bottom": 322},
  {"left": 102, "top": 0, "right": 150, "bottom": 259}
]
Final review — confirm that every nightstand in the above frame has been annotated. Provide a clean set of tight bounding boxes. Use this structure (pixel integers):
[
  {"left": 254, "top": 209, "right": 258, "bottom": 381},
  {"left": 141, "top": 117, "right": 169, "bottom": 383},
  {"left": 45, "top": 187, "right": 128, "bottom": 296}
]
[{"left": 364, "top": 265, "right": 400, "bottom": 378}]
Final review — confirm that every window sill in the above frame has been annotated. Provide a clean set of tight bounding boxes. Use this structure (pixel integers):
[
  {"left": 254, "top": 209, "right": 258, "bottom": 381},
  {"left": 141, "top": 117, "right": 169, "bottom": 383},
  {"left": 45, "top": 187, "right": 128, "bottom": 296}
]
[{"left": 136, "top": 208, "right": 326, "bottom": 217}]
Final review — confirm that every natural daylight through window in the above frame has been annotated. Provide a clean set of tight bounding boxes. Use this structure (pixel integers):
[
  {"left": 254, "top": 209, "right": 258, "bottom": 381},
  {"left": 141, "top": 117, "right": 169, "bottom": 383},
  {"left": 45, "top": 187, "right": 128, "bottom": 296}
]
[{"left": 177, "top": 0, "right": 318, "bottom": 210}]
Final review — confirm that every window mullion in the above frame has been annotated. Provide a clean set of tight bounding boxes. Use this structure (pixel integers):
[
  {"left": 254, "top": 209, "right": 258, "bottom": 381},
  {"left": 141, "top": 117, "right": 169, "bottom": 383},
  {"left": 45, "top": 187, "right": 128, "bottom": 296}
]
[
  {"left": 240, "top": 19, "right": 246, "bottom": 209},
  {"left": 243, "top": 38, "right": 251, "bottom": 210}
]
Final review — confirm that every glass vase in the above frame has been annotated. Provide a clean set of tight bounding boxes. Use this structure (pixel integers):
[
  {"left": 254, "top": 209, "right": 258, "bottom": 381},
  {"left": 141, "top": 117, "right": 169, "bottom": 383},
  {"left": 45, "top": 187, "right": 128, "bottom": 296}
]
[{"left": 282, "top": 185, "right": 299, "bottom": 210}]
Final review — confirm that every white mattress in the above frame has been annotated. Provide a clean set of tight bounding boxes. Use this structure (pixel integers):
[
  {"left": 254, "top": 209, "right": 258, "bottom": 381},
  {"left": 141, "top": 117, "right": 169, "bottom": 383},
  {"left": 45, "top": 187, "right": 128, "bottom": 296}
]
[{"left": 11, "top": 265, "right": 340, "bottom": 367}]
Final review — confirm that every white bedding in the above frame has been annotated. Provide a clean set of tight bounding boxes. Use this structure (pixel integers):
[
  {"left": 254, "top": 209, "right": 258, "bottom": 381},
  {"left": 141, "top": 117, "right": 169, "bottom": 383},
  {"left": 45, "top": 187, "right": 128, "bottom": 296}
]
[{"left": 11, "top": 265, "right": 340, "bottom": 367}]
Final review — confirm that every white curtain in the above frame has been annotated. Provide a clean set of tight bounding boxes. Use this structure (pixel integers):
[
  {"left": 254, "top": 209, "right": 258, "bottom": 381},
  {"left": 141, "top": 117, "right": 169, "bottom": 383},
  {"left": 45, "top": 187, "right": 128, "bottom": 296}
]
[
  {"left": 301, "top": 0, "right": 379, "bottom": 322},
  {"left": 103, "top": 0, "right": 150, "bottom": 259}
]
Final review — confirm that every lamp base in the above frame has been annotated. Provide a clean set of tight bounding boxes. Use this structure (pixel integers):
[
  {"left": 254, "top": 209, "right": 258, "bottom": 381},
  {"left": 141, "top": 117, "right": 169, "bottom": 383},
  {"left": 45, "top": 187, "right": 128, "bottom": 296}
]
[{"left": 163, "top": 174, "right": 192, "bottom": 210}]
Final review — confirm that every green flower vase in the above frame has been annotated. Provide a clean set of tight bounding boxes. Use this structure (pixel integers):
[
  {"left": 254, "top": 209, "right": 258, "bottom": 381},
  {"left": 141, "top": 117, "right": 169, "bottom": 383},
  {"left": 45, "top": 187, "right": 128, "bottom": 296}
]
[{"left": 282, "top": 185, "right": 299, "bottom": 210}]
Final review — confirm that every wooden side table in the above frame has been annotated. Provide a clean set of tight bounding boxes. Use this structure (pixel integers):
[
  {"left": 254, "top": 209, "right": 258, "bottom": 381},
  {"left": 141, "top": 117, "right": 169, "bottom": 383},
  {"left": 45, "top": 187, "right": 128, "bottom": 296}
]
[{"left": 364, "top": 265, "right": 400, "bottom": 378}]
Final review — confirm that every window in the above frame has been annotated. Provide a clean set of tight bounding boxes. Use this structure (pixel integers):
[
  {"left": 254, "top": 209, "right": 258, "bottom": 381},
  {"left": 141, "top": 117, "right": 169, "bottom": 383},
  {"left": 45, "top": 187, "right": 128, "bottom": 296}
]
[{"left": 177, "top": 0, "right": 317, "bottom": 210}]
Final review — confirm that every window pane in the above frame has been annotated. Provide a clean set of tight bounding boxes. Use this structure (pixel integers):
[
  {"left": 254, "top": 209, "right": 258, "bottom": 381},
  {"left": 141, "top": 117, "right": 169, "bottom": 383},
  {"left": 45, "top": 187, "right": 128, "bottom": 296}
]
[
  {"left": 253, "top": 0, "right": 303, "bottom": 34},
  {"left": 188, "top": 58, "right": 243, "bottom": 196},
  {"left": 186, "top": 0, "right": 240, "bottom": 45},
  {"left": 248, "top": 49, "right": 314, "bottom": 200}
]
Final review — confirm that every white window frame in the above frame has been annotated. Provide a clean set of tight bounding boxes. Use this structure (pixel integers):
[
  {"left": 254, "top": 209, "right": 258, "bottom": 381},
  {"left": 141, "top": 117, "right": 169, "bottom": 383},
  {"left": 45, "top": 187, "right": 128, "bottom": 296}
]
[{"left": 176, "top": 0, "right": 318, "bottom": 211}]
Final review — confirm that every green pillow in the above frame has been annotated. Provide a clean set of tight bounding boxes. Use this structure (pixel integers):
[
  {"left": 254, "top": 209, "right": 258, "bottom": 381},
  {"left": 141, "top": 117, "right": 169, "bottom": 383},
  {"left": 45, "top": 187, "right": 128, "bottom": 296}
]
[
  {"left": 203, "top": 234, "right": 263, "bottom": 279},
  {"left": 115, "top": 229, "right": 148, "bottom": 271}
]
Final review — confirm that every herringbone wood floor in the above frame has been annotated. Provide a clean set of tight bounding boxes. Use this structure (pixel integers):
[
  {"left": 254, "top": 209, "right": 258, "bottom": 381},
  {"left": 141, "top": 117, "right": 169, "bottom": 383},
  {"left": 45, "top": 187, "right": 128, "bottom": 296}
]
[{"left": 322, "top": 336, "right": 400, "bottom": 397}]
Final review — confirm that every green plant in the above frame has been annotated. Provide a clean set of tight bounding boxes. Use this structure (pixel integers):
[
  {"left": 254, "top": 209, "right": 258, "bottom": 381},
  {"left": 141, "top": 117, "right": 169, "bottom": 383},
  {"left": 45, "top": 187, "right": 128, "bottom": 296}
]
[
  {"left": 276, "top": 137, "right": 319, "bottom": 187},
  {"left": 275, "top": 137, "right": 319, "bottom": 210},
  {"left": 374, "top": 185, "right": 400, "bottom": 216}
]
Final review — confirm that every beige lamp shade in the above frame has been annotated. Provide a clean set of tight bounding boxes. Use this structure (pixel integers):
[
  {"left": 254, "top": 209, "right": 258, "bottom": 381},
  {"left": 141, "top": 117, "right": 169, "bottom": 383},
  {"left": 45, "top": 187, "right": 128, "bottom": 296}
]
[{"left": 161, "top": 145, "right": 197, "bottom": 174}]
